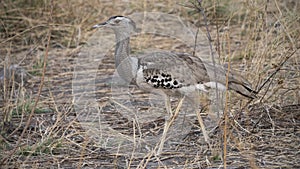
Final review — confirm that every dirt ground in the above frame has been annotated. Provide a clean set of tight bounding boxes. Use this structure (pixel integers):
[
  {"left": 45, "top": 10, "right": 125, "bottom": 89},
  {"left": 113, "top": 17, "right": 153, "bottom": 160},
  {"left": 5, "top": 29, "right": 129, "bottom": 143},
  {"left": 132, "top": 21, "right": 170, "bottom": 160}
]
[{"left": 0, "top": 0, "right": 299, "bottom": 168}]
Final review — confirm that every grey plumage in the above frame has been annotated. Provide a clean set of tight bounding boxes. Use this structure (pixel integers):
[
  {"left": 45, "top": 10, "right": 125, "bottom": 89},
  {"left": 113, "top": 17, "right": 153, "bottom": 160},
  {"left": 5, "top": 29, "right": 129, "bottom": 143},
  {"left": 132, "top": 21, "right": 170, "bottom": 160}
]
[
  {"left": 93, "top": 15, "right": 257, "bottom": 153},
  {"left": 93, "top": 16, "right": 257, "bottom": 99}
]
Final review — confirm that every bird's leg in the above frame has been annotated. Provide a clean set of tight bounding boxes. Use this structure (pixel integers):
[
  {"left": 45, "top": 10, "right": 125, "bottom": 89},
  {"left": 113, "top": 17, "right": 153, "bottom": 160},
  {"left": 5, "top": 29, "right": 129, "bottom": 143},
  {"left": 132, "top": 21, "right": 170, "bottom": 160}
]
[
  {"left": 196, "top": 109, "right": 210, "bottom": 148},
  {"left": 192, "top": 94, "right": 210, "bottom": 148},
  {"left": 165, "top": 95, "right": 172, "bottom": 116},
  {"left": 157, "top": 96, "right": 185, "bottom": 155}
]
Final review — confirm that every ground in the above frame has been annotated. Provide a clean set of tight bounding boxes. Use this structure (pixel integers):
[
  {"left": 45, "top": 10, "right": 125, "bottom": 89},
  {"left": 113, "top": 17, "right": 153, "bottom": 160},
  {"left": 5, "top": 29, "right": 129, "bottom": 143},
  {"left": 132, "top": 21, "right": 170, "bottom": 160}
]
[{"left": 0, "top": 0, "right": 299, "bottom": 168}]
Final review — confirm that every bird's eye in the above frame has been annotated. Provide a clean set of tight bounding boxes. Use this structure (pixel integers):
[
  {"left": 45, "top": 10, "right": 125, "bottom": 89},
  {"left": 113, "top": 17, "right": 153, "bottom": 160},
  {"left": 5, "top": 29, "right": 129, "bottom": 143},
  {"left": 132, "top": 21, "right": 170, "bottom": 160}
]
[{"left": 114, "top": 19, "right": 121, "bottom": 24}]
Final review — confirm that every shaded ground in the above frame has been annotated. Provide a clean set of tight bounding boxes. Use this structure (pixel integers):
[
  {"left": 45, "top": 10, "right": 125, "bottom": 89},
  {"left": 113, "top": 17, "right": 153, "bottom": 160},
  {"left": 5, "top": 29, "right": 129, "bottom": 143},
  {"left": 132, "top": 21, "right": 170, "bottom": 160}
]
[{"left": 1, "top": 0, "right": 299, "bottom": 168}]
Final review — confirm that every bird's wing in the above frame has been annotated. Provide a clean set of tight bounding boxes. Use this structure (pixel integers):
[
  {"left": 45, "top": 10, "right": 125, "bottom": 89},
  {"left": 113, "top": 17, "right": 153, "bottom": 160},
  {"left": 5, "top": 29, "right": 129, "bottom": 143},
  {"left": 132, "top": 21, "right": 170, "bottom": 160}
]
[
  {"left": 138, "top": 51, "right": 257, "bottom": 98},
  {"left": 138, "top": 51, "right": 210, "bottom": 89}
]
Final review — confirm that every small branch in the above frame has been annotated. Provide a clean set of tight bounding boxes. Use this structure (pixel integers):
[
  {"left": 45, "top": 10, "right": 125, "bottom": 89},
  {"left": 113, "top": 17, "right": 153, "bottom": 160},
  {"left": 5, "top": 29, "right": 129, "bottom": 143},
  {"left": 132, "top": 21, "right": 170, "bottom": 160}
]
[
  {"left": 192, "top": 0, "right": 220, "bottom": 111},
  {"left": 256, "top": 49, "right": 297, "bottom": 94},
  {"left": 233, "top": 49, "right": 298, "bottom": 121}
]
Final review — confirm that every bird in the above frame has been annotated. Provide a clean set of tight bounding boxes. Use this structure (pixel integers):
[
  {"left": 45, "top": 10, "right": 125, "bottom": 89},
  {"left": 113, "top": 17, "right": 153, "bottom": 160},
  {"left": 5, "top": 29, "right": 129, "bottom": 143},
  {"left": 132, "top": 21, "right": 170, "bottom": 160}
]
[{"left": 93, "top": 15, "right": 257, "bottom": 154}]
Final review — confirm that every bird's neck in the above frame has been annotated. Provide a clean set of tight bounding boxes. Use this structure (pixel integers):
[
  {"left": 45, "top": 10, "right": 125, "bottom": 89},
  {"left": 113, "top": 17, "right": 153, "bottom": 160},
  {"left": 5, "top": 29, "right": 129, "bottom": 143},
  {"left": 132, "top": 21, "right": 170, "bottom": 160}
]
[
  {"left": 114, "top": 35, "right": 130, "bottom": 68},
  {"left": 114, "top": 32, "right": 138, "bottom": 83}
]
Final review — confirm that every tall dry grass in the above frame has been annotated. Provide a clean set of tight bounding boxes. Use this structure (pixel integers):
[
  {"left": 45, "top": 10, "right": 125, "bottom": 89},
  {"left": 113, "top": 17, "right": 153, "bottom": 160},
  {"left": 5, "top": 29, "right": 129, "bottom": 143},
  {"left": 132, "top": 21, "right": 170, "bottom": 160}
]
[{"left": 0, "top": 0, "right": 299, "bottom": 168}]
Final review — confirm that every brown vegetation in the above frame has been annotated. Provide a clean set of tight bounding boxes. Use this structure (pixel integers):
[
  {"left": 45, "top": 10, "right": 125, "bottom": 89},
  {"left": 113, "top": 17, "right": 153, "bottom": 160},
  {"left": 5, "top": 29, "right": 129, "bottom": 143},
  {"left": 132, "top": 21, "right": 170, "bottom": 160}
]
[{"left": 0, "top": 0, "right": 299, "bottom": 168}]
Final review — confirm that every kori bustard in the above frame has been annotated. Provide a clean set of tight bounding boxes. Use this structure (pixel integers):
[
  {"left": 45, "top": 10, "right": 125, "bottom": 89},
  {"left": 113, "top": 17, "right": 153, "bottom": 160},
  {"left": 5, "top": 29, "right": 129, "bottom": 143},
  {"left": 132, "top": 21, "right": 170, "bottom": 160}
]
[{"left": 93, "top": 16, "right": 257, "bottom": 154}]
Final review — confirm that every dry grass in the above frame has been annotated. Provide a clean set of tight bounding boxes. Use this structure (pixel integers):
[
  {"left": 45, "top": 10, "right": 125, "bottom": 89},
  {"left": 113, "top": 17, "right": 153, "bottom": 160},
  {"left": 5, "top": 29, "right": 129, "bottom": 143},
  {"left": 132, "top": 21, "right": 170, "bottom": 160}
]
[{"left": 1, "top": 0, "right": 299, "bottom": 168}]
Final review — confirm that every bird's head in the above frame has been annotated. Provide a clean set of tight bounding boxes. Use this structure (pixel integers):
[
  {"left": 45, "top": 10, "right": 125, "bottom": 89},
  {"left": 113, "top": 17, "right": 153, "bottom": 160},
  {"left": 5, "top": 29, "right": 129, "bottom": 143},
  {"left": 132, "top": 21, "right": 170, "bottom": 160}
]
[{"left": 93, "top": 16, "right": 136, "bottom": 34}]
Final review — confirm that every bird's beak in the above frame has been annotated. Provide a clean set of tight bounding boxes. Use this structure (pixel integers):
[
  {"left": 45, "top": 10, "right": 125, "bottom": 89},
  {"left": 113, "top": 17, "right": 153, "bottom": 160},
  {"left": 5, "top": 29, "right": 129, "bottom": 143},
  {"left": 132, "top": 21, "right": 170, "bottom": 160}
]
[{"left": 92, "top": 22, "right": 107, "bottom": 29}]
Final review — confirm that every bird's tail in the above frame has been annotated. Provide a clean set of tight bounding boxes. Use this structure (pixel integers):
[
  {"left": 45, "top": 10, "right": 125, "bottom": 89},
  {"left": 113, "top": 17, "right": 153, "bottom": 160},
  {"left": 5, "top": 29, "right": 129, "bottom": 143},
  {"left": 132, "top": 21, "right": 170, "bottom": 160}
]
[
  {"left": 228, "top": 80, "right": 258, "bottom": 99},
  {"left": 204, "top": 63, "right": 257, "bottom": 99}
]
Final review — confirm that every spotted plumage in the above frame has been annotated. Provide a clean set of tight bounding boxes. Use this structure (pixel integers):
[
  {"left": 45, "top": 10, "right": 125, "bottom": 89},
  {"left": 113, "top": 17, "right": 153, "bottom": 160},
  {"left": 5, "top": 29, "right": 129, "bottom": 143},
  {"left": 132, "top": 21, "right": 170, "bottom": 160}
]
[{"left": 143, "top": 70, "right": 182, "bottom": 89}]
